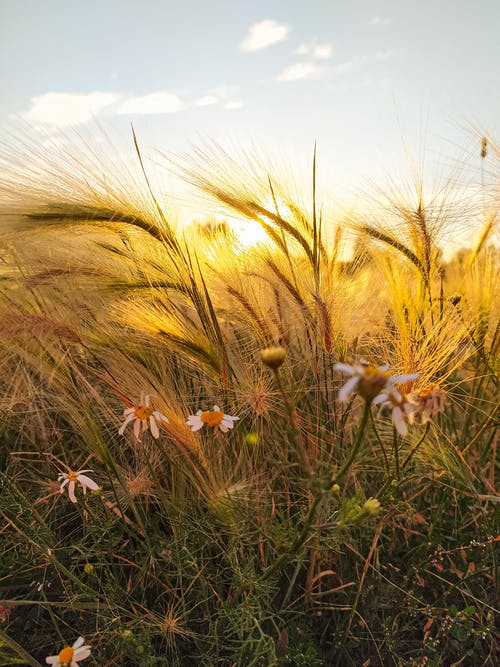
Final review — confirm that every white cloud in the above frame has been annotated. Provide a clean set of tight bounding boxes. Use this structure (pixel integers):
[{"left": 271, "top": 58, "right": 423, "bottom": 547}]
[
  {"left": 295, "top": 41, "right": 333, "bottom": 60},
  {"left": 20, "top": 92, "right": 118, "bottom": 127},
  {"left": 117, "top": 92, "right": 184, "bottom": 115},
  {"left": 276, "top": 62, "right": 326, "bottom": 82},
  {"left": 375, "top": 49, "right": 395, "bottom": 60},
  {"left": 195, "top": 95, "right": 218, "bottom": 107},
  {"left": 210, "top": 84, "right": 239, "bottom": 99},
  {"left": 313, "top": 44, "right": 333, "bottom": 60},
  {"left": 334, "top": 61, "right": 355, "bottom": 74},
  {"left": 224, "top": 101, "right": 244, "bottom": 110},
  {"left": 240, "top": 19, "right": 290, "bottom": 52},
  {"left": 370, "top": 16, "right": 393, "bottom": 25}
]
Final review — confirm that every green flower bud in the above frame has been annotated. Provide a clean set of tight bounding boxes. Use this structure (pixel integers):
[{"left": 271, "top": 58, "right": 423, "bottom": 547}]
[
  {"left": 245, "top": 432, "right": 260, "bottom": 446},
  {"left": 363, "top": 498, "right": 381, "bottom": 516},
  {"left": 260, "top": 346, "right": 287, "bottom": 369}
]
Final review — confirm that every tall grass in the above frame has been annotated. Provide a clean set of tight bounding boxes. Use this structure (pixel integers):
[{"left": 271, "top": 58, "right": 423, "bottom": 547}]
[{"left": 0, "top": 133, "right": 498, "bottom": 666}]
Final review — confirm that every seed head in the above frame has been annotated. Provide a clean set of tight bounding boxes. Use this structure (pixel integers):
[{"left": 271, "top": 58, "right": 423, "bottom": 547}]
[{"left": 481, "top": 137, "right": 488, "bottom": 159}]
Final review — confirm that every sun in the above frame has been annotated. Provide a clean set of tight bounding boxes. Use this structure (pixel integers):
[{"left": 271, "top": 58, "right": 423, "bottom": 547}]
[{"left": 228, "top": 218, "right": 270, "bottom": 249}]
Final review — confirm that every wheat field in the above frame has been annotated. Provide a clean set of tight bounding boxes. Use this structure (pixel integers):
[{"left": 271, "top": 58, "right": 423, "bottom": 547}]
[{"left": 0, "top": 133, "right": 498, "bottom": 666}]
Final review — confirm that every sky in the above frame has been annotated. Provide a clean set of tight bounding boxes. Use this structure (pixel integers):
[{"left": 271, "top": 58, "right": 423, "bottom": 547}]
[{"left": 0, "top": 0, "right": 498, "bottom": 221}]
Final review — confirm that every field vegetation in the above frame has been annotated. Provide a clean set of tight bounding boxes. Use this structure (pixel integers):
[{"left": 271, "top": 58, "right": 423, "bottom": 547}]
[{"left": 0, "top": 133, "right": 498, "bottom": 666}]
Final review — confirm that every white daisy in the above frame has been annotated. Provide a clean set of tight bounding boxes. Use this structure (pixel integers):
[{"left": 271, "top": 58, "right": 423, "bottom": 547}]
[
  {"left": 119, "top": 394, "right": 169, "bottom": 440},
  {"left": 407, "top": 384, "right": 447, "bottom": 424},
  {"left": 186, "top": 405, "right": 239, "bottom": 433},
  {"left": 58, "top": 470, "right": 99, "bottom": 504},
  {"left": 334, "top": 361, "right": 419, "bottom": 403},
  {"left": 46, "top": 636, "right": 91, "bottom": 666},
  {"left": 373, "top": 385, "right": 414, "bottom": 436}
]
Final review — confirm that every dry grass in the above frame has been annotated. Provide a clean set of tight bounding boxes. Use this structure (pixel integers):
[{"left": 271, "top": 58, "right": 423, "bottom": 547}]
[{"left": 0, "top": 133, "right": 498, "bottom": 666}]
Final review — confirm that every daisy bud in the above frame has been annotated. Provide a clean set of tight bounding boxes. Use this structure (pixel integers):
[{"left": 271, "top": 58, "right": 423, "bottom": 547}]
[
  {"left": 363, "top": 498, "right": 381, "bottom": 516},
  {"left": 260, "top": 346, "right": 287, "bottom": 369},
  {"left": 245, "top": 432, "right": 259, "bottom": 446},
  {"left": 330, "top": 483, "right": 341, "bottom": 494}
]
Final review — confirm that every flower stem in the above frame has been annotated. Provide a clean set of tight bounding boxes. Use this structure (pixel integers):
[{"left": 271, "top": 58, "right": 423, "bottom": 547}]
[
  {"left": 369, "top": 406, "right": 391, "bottom": 477},
  {"left": 402, "top": 422, "right": 430, "bottom": 469},
  {"left": 331, "top": 401, "right": 371, "bottom": 486},
  {"left": 393, "top": 426, "right": 400, "bottom": 480}
]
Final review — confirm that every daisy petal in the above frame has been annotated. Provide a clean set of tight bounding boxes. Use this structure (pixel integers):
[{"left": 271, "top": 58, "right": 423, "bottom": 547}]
[
  {"left": 191, "top": 421, "right": 204, "bottom": 432},
  {"left": 372, "top": 393, "right": 388, "bottom": 406},
  {"left": 334, "top": 363, "right": 354, "bottom": 374},
  {"left": 338, "top": 376, "right": 360, "bottom": 402},
  {"left": 391, "top": 373, "right": 419, "bottom": 384},
  {"left": 68, "top": 480, "right": 77, "bottom": 503},
  {"left": 77, "top": 475, "right": 99, "bottom": 490},
  {"left": 74, "top": 648, "right": 91, "bottom": 660},
  {"left": 119, "top": 413, "right": 135, "bottom": 435},
  {"left": 392, "top": 406, "right": 408, "bottom": 436},
  {"left": 149, "top": 416, "right": 159, "bottom": 438}
]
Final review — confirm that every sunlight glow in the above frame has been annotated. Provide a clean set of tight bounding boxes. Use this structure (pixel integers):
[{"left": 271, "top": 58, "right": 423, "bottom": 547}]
[{"left": 229, "top": 219, "right": 270, "bottom": 248}]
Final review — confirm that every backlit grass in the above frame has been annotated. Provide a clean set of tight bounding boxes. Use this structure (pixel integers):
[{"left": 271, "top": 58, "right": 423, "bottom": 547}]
[{"left": 0, "top": 133, "right": 498, "bottom": 666}]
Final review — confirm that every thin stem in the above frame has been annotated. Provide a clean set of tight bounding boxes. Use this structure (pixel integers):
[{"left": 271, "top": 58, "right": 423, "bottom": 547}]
[
  {"left": 331, "top": 401, "right": 371, "bottom": 486},
  {"left": 369, "top": 407, "right": 391, "bottom": 476},
  {"left": 393, "top": 426, "right": 400, "bottom": 481},
  {"left": 402, "top": 422, "right": 430, "bottom": 469}
]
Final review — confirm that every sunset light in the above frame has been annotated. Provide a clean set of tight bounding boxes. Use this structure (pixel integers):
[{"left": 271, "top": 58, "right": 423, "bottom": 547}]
[{"left": 0, "top": 1, "right": 498, "bottom": 665}]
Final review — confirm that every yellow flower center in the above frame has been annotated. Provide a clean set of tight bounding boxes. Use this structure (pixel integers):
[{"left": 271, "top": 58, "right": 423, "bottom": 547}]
[
  {"left": 201, "top": 410, "right": 224, "bottom": 426},
  {"left": 363, "top": 367, "right": 391, "bottom": 381},
  {"left": 418, "top": 384, "right": 438, "bottom": 398},
  {"left": 58, "top": 646, "right": 74, "bottom": 663},
  {"left": 134, "top": 405, "right": 154, "bottom": 420},
  {"left": 67, "top": 472, "right": 79, "bottom": 482},
  {"left": 358, "top": 367, "right": 391, "bottom": 401}
]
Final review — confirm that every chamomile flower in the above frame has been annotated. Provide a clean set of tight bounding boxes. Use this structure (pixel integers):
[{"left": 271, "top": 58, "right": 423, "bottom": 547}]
[
  {"left": 119, "top": 394, "right": 169, "bottom": 440},
  {"left": 187, "top": 406, "right": 239, "bottom": 433},
  {"left": 407, "top": 384, "right": 447, "bottom": 424},
  {"left": 373, "top": 385, "right": 414, "bottom": 436},
  {"left": 46, "top": 636, "right": 91, "bottom": 666},
  {"left": 58, "top": 470, "right": 99, "bottom": 504},
  {"left": 334, "top": 361, "right": 419, "bottom": 403}
]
